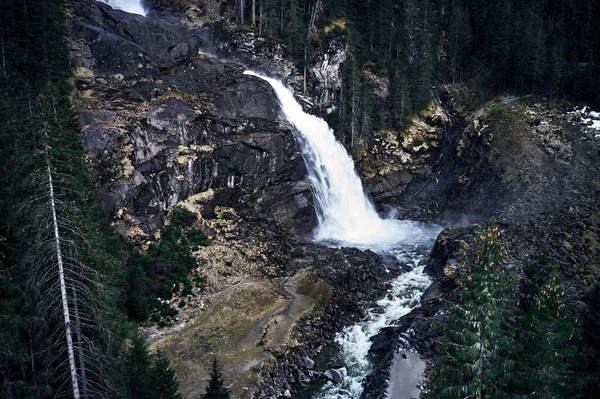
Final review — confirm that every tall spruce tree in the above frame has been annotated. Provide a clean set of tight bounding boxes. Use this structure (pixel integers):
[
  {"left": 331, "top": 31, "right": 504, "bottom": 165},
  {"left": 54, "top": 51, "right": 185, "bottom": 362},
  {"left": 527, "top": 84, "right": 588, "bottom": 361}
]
[
  {"left": 426, "top": 226, "right": 518, "bottom": 398},
  {"left": 151, "top": 351, "right": 182, "bottom": 399},
  {"left": 510, "top": 261, "right": 589, "bottom": 397},
  {"left": 124, "top": 333, "right": 154, "bottom": 399},
  {"left": 202, "top": 357, "right": 230, "bottom": 399}
]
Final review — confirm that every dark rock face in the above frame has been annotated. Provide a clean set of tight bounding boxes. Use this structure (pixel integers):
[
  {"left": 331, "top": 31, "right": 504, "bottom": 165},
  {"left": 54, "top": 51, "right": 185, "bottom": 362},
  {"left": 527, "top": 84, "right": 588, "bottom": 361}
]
[
  {"left": 68, "top": 0, "right": 316, "bottom": 237},
  {"left": 254, "top": 243, "right": 405, "bottom": 399},
  {"left": 73, "top": 0, "right": 200, "bottom": 72}
]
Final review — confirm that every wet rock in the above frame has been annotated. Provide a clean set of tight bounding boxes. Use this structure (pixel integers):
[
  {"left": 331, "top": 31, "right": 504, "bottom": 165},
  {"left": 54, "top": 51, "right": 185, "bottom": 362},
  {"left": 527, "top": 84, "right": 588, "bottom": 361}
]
[
  {"left": 302, "top": 355, "right": 315, "bottom": 370},
  {"left": 424, "top": 226, "right": 473, "bottom": 279},
  {"left": 323, "top": 369, "right": 342, "bottom": 384},
  {"left": 312, "top": 39, "right": 347, "bottom": 112},
  {"left": 68, "top": 0, "right": 316, "bottom": 237},
  {"left": 421, "top": 281, "right": 443, "bottom": 303},
  {"left": 71, "top": 0, "right": 200, "bottom": 74}
]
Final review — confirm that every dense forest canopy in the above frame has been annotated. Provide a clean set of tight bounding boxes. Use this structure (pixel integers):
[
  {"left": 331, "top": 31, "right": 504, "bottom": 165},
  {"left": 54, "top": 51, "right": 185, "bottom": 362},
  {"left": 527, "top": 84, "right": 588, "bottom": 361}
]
[
  {"left": 0, "top": 0, "right": 187, "bottom": 397},
  {"left": 226, "top": 0, "right": 599, "bottom": 144}
]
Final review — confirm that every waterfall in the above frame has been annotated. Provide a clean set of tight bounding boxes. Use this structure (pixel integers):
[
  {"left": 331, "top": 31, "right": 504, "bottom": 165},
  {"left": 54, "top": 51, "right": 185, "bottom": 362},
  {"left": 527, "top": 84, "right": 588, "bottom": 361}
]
[
  {"left": 98, "top": 0, "right": 147, "bottom": 16},
  {"left": 244, "top": 71, "right": 421, "bottom": 248},
  {"left": 245, "top": 71, "right": 441, "bottom": 398}
]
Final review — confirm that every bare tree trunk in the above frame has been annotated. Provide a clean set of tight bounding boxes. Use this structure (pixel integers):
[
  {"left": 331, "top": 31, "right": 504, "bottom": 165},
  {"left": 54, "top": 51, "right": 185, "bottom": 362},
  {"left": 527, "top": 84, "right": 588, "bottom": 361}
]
[
  {"left": 279, "top": 0, "right": 285, "bottom": 37},
  {"left": 252, "top": 0, "right": 256, "bottom": 28},
  {"left": 400, "top": 79, "right": 405, "bottom": 124},
  {"left": 308, "top": 0, "right": 323, "bottom": 34},
  {"left": 351, "top": 68, "right": 356, "bottom": 148},
  {"left": 532, "top": 26, "right": 543, "bottom": 94},
  {"left": 452, "top": 0, "right": 458, "bottom": 84},
  {"left": 240, "top": 0, "right": 245, "bottom": 26},
  {"left": 303, "top": 46, "right": 307, "bottom": 94},
  {"left": 360, "top": 96, "right": 368, "bottom": 142},
  {"left": 259, "top": 0, "right": 263, "bottom": 36},
  {"left": 28, "top": 329, "right": 36, "bottom": 383},
  {"left": 72, "top": 286, "right": 88, "bottom": 399},
  {"left": 1, "top": 35, "right": 6, "bottom": 77},
  {"left": 280, "top": 0, "right": 284, "bottom": 37},
  {"left": 46, "top": 125, "right": 80, "bottom": 399}
]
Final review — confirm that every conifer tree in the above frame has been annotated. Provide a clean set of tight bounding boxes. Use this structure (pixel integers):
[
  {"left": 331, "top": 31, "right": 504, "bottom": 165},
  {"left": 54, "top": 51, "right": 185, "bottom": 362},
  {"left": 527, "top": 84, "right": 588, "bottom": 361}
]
[
  {"left": 202, "top": 357, "right": 230, "bottom": 399},
  {"left": 426, "top": 225, "right": 518, "bottom": 399},
  {"left": 124, "top": 333, "right": 154, "bottom": 399},
  {"left": 511, "top": 264, "right": 588, "bottom": 397},
  {"left": 151, "top": 351, "right": 182, "bottom": 399}
]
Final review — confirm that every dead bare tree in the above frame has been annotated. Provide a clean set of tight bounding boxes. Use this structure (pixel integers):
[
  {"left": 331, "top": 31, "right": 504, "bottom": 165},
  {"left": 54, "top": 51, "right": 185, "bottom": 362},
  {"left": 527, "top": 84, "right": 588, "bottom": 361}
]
[
  {"left": 44, "top": 122, "right": 80, "bottom": 399},
  {"left": 12, "top": 92, "right": 118, "bottom": 398}
]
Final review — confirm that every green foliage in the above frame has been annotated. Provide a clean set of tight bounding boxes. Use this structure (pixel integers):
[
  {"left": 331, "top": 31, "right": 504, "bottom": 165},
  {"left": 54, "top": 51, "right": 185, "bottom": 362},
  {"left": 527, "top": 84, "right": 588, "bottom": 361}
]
[
  {"left": 124, "top": 333, "right": 155, "bottom": 399},
  {"left": 427, "top": 229, "right": 592, "bottom": 398},
  {"left": 0, "top": 248, "right": 52, "bottom": 398},
  {"left": 122, "top": 332, "right": 183, "bottom": 399},
  {"left": 202, "top": 357, "right": 230, "bottom": 399},
  {"left": 170, "top": 207, "right": 197, "bottom": 229},
  {"left": 449, "top": 0, "right": 600, "bottom": 100},
  {"left": 510, "top": 254, "right": 590, "bottom": 397},
  {"left": 0, "top": 0, "right": 131, "bottom": 396},
  {"left": 151, "top": 350, "right": 182, "bottom": 399},
  {"left": 426, "top": 225, "right": 518, "bottom": 398},
  {"left": 285, "top": 0, "right": 307, "bottom": 61},
  {"left": 125, "top": 208, "right": 209, "bottom": 323}
]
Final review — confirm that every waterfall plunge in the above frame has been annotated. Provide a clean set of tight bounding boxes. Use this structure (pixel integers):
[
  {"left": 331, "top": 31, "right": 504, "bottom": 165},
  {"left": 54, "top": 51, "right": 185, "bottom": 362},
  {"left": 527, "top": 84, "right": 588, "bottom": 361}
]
[{"left": 244, "top": 71, "right": 421, "bottom": 248}]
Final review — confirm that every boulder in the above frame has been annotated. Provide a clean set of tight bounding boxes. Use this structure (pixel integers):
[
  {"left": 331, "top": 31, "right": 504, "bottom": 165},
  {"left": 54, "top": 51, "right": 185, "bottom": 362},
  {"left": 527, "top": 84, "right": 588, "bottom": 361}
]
[
  {"left": 323, "top": 369, "right": 342, "bottom": 384},
  {"left": 302, "top": 355, "right": 315, "bottom": 370}
]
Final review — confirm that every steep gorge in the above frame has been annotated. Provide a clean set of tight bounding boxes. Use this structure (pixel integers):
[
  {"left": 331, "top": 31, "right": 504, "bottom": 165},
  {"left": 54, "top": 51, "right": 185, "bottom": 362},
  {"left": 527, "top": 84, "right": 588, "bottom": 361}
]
[{"left": 64, "top": 0, "right": 600, "bottom": 398}]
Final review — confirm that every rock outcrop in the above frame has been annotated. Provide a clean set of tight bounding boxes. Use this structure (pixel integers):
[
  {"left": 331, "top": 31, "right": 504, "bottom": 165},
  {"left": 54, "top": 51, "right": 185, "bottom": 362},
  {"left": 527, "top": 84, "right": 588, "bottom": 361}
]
[
  {"left": 311, "top": 38, "right": 348, "bottom": 113},
  {"left": 68, "top": 0, "right": 318, "bottom": 238}
]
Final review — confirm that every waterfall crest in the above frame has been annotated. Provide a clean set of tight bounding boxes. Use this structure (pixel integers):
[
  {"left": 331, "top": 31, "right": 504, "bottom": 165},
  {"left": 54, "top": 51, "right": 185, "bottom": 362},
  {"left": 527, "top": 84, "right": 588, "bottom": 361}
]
[
  {"left": 98, "top": 0, "right": 147, "bottom": 16},
  {"left": 244, "top": 71, "right": 421, "bottom": 248}
]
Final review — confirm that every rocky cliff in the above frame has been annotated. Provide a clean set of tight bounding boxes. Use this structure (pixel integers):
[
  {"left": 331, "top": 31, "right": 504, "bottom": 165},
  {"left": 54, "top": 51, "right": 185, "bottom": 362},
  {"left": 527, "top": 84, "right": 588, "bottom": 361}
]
[
  {"left": 69, "top": 0, "right": 318, "bottom": 240},
  {"left": 66, "top": 1, "right": 600, "bottom": 397},
  {"left": 67, "top": 1, "right": 409, "bottom": 397}
]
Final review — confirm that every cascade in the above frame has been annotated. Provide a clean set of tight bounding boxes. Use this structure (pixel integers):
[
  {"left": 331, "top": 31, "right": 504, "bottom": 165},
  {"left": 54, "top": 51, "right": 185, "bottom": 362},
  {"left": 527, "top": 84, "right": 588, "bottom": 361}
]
[
  {"left": 244, "top": 71, "right": 424, "bottom": 248},
  {"left": 244, "top": 71, "right": 440, "bottom": 398},
  {"left": 98, "top": 0, "right": 147, "bottom": 16}
]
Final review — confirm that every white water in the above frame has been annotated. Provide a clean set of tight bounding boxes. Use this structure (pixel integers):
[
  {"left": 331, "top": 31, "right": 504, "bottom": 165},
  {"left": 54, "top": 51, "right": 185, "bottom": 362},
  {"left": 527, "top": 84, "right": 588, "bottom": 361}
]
[
  {"left": 244, "top": 71, "right": 428, "bottom": 249},
  {"left": 98, "top": 0, "right": 147, "bottom": 16},
  {"left": 244, "top": 71, "right": 441, "bottom": 398}
]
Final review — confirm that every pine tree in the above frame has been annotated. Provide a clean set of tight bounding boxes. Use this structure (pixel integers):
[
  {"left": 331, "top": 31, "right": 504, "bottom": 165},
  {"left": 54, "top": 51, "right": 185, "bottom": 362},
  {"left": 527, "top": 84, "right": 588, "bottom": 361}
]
[
  {"left": 285, "top": 0, "right": 306, "bottom": 61},
  {"left": 510, "top": 263, "right": 589, "bottom": 397},
  {"left": 124, "top": 333, "right": 154, "bottom": 399},
  {"left": 447, "top": 2, "right": 472, "bottom": 84},
  {"left": 151, "top": 351, "right": 182, "bottom": 399},
  {"left": 390, "top": 63, "right": 412, "bottom": 129},
  {"left": 202, "top": 357, "right": 230, "bottom": 399},
  {"left": 126, "top": 258, "right": 150, "bottom": 321},
  {"left": 426, "top": 225, "right": 518, "bottom": 399}
]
